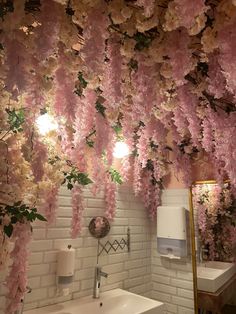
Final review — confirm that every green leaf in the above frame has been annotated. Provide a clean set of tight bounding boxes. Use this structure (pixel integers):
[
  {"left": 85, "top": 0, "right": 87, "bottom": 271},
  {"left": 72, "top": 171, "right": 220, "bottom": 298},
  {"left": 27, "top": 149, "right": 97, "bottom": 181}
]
[
  {"left": 128, "top": 58, "right": 138, "bottom": 71},
  {"left": 78, "top": 72, "right": 88, "bottom": 88},
  {"left": 67, "top": 183, "right": 73, "bottom": 190},
  {"left": 133, "top": 32, "right": 153, "bottom": 51},
  {"left": 95, "top": 101, "right": 106, "bottom": 117},
  {"left": 112, "top": 123, "right": 122, "bottom": 136},
  {"left": 11, "top": 216, "right": 17, "bottom": 224},
  {"left": 77, "top": 173, "right": 93, "bottom": 185},
  {"left": 109, "top": 168, "right": 123, "bottom": 185},
  {"left": 86, "top": 130, "right": 96, "bottom": 148},
  {"left": 4, "top": 224, "right": 13, "bottom": 237},
  {"left": 35, "top": 213, "right": 47, "bottom": 222},
  {"left": 6, "top": 108, "right": 25, "bottom": 133}
]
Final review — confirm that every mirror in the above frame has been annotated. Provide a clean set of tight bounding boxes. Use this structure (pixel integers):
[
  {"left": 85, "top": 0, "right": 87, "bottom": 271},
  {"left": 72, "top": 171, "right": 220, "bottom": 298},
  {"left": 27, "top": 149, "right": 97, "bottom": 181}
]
[
  {"left": 190, "top": 181, "right": 236, "bottom": 313},
  {"left": 88, "top": 216, "right": 110, "bottom": 239}
]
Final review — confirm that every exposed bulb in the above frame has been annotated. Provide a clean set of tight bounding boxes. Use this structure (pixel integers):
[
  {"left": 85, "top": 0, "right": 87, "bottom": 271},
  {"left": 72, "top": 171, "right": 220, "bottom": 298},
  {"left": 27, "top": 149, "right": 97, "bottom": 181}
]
[
  {"left": 36, "top": 113, "right": 58, "bottom": 135},
  {"left": 113, "top": 141, "right": 130, "bottom": 159}
]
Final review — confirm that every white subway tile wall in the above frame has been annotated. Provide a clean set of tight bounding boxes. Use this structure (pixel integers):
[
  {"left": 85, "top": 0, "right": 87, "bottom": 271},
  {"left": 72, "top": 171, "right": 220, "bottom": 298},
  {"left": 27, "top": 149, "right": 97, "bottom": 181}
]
[
  {"left": 0, "top": 185, "right": 152, "bottom": 312},
  {"left": 151, "top": 189, "right": 194, "bottom": 314},
  {"left": 0, "top": 187, "right": 194, "bottom": 314}
]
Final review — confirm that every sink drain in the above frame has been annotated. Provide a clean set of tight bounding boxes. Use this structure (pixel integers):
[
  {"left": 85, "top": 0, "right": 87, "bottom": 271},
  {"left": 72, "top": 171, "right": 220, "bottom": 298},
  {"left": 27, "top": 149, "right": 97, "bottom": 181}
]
[{"left": 100, "top": 302, "right": 103, "bottom": 307}]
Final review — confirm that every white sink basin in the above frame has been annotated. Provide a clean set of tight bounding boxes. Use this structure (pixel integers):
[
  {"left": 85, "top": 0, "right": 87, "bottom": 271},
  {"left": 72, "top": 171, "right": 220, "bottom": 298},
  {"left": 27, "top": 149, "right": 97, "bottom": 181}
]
[
  {"left": 24, "top": 289, "right": 165, "bottom": 314},
  {"left": 197, "top": 261, "right": 236, "bottom": 293}
]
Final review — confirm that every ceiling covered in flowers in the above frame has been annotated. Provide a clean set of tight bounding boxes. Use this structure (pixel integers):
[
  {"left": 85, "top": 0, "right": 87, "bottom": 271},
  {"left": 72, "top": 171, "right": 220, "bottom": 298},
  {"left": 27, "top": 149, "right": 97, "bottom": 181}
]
[{"left": 0, "top": 0, "right": 236, "bottom": 312}]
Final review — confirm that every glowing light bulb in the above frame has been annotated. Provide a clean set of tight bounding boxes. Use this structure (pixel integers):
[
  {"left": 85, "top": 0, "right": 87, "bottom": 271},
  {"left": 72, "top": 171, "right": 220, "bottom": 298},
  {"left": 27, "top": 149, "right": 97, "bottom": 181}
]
[
  {"left": 113, "top": 141, "right": 130, "bottom": 159},
  {"left": 36, "top": 113, "right": 58, "bottom": 135}
]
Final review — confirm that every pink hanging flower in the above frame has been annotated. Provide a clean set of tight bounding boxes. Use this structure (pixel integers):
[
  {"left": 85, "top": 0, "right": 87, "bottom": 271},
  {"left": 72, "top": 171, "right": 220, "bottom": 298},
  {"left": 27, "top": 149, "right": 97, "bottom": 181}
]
[
  {"left": 102, "top": 34, "right": 123, "bottom": 113},
  {"left": 207, "top": 54, "right": 226, "bottom": 99},
  {"left": 5, "top": 222, "right": 32, "bottom": 314},
  {"left": 74, "top": 89, "right": 97, "bottom": 141},
  {"left": 31, "top": 137, "right": 48, "bottom": 183},
  {"left": 4, "top": 38, "right": 29, "bottom": 98},
  {"left": 177, "top": 84, "right": 202, "bottom": 147},
  {"left": 104, "top": 175, "right": 117, "bottom": 221},
  {"left": 54, "top": 43, "right": 78, "bottom": 123},
  {"left": 201, "top": 117, "right": 214, "bottom": 153},
  {"left": 218, "top": 20, "right": 236, "bottom": 100},
  {"left": 137, "top": 126, "right": 149, "bottom": 168},
  {"left": 35, "top": 0, "right": 61, "bottom": 59},
  {"left": 71, "top": 185, "right": 84, "bottom": 238},
  {"left": 132, "top": 55, "right": 160, "bottom": 122},
  {"left": 81, "top": 4, "right": 109, "bottom": 76},
  {"left": 165, "top": 0, "right": 208, "bottom": 32},
  {"left": 94, "top": 113, "right": 110, "bottom": 158},
  {"left": 133, "top": 157, "right": 143, "bottom": 197},
  {"left": 148, "top": 184, "right": 161, "bottom": 220},
  {"left": 90, "top": 154, "right": 106, "bottom": 196},
  {"left": 120, "top": 156, "right": 132, "bottom": 183},
  {"left": 165, "top": 30, "right": 194, "bottom": 86},
  {"left": 39, "top": 186, "right": 59, "bottom": 225}
]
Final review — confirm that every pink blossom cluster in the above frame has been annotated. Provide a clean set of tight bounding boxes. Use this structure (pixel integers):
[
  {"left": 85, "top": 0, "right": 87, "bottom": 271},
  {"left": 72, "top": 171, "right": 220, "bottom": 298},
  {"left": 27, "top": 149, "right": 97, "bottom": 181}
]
[
  {"left": 136, "top": 0, "right": 155, "bottom": 18},
  {"left": 71, "top": 185, "right": 84, "bottom": 238},
  {"left": 90, "top": 155, "right": 106, "bottom": 196},
  {"left": 5, "top": 222, "right": 32, "bottom": 314},
  {"left": 36, "top": 0, "right": 60, "bottom": 59},
  {"left": 102, "top": 34, "right": 123, "bottom": 112},
  {"left": 120, "top": 156, "right": 131, "bottom": 183},
  {"left": 207, "top": 54, "right": 226, "bottom": 99},
  {"left": 133, "top": 157, "right": 143, "bottom": 197},
  {"left": 165, "top": 0, "right": 208, "bottom": 32},
  {"left": 132, "top": 56, "right": 159, "bottom": 122},
  {"left": 218, "top": 20, "right": 236, "bottom": 100},
  {"left": 177, "top": 84, "right": 201, "bottom": 148},
  {"left": 165, "top": 30, "right": 194, "bottom": 86},
  {"left": 137, "top": 127, "right": 149, "bottom": 168},
  {"left": 39, "top": 186, "right": 59, "bottom": 225},
  {"left": 54, "top": 44, "right": 78, "bottom": 122},
  {"left": 81, "top": 4, "right": 109, "bottom": 76},
  {"left": 31, "top": 137, "right": 47, "bottom": 183},
  {"left": 104, "top": 175, "right": 117, "bottom": 221}
]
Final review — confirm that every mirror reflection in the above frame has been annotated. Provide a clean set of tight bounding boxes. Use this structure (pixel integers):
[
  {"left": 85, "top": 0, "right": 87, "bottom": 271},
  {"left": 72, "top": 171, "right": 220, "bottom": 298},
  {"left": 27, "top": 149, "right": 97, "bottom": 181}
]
[
  {"left": 88, "top": 216, "right": 110, "bottom": 239},
  {"left": 191, "top": 181, "right": 236, "bottom": 314}
]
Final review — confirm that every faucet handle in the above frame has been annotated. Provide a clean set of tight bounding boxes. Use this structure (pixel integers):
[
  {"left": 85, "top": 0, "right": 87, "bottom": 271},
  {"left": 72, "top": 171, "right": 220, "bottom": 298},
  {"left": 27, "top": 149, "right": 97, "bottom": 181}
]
[{"left": 100, "top": 270, "right": 108, "bottom": 278}]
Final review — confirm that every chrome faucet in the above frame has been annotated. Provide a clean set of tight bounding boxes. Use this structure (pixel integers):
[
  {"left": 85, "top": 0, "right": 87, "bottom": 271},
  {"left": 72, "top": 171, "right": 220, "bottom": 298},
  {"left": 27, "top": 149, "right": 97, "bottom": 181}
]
[
  {"left": 199, "top": 246, "right": 208, "bottom": 264},
  {"left": 93, "top": 265, "right": 108, "bottom": 298}
]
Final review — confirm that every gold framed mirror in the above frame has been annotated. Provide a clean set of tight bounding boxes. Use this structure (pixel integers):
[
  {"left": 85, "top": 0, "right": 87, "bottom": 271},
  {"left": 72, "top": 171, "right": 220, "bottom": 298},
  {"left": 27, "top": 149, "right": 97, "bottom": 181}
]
[{"left": 189, "top": 180, "right": 236, "bottom": 314}]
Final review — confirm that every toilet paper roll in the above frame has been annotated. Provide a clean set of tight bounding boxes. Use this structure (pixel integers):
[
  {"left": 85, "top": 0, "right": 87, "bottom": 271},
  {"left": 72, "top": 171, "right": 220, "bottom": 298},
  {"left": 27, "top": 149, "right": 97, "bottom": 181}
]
[{"left": 57, "top": 247, "right": 75, "bottom": 277}]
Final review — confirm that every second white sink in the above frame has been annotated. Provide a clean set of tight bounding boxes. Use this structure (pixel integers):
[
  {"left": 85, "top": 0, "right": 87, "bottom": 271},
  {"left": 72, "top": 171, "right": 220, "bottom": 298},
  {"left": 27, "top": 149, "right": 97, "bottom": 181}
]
[{"left": 197, "top": 261, "right": 236, "bottom": 293}]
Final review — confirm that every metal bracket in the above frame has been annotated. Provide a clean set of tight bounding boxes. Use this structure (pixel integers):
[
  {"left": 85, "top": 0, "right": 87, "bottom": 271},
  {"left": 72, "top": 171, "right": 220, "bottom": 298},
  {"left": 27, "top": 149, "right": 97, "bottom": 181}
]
[{"left": 97, "top": 227, "right": 130, "bottom": 257}]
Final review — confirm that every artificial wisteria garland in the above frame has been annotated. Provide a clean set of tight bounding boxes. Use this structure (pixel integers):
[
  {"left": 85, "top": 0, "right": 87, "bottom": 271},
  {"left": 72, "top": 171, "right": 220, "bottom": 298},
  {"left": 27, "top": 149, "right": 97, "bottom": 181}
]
[
  {"left": 0, "top": 0, "right": 236, "bottom": 312},
  {"left": 193, "top": 183, "right": 236, "bottom": 261}
]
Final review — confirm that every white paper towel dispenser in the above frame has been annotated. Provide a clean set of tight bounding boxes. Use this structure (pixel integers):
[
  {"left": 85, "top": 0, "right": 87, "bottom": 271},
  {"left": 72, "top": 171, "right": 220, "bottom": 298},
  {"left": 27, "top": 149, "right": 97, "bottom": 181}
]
[{"left": 157, "top": 206, "right": 187, "bottom": 259}]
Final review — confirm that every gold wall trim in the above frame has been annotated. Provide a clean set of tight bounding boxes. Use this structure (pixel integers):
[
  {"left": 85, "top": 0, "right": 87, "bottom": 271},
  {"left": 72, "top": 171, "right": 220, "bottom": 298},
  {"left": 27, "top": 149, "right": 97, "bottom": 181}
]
[{"left": 189, "top": 187, "right": 198, "bottom": 314}]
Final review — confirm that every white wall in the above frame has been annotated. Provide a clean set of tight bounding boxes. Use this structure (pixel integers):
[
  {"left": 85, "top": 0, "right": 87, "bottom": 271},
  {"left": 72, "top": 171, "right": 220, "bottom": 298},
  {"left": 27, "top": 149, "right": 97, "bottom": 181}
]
[
  {"left": 151, "top": 189, "right": 194, "bottom": 314},
  {"left": 0, "top": 187, "right": 195, "bottom": 314},
  {"left": 0, "top": 185, "right": 152, "bottom": 312}
]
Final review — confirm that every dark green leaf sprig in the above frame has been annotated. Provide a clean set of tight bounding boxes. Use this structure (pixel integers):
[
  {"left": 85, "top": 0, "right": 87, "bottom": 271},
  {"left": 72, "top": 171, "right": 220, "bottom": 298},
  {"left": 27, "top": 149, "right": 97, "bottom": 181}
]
[
  {"left": 6, "top": 108, "right": 25, "bottom": 133},
  {"left": 63, "top": 168, "right": 93, "bottom": 190},
  {"left": 108, "top": 168, "right": 123, "bottom": 185},
  {"left": 0, "top": 201, "right": 47, "bottom": 238}
]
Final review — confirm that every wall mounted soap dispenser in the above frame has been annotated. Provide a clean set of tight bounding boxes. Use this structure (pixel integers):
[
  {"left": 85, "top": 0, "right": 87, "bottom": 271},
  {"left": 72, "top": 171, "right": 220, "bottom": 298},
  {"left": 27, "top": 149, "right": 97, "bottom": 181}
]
[
  {"left": 57, "top": 245, "right": 75, "bottom": 296},
  {"left": 157, "top": 206, "right": 187, "bottom": 259}
]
